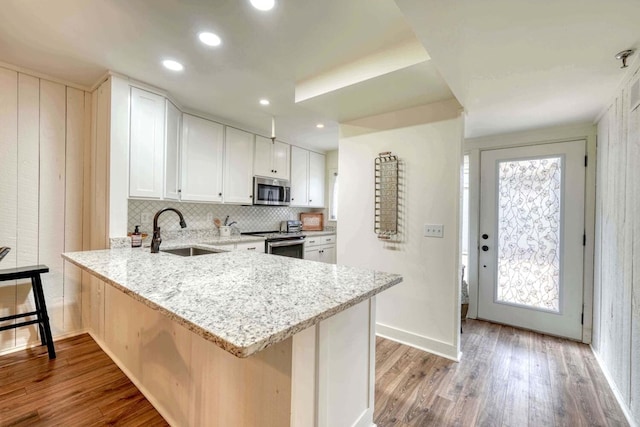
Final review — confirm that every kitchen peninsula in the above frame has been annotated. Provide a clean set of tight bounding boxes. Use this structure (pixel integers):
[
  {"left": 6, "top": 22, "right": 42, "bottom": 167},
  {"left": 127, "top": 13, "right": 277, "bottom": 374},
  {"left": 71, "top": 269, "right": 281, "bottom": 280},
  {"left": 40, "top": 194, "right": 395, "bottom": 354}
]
[{"left": 62, "top": 245, "right": 402, "bottom": 427}]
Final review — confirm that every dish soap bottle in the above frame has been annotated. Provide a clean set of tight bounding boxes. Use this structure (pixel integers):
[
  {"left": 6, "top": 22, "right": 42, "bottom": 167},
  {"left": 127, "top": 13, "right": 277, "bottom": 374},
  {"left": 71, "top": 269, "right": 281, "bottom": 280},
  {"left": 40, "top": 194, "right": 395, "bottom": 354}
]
[{"left": 131, "top": 225, "right": 142, "bottom": 248}]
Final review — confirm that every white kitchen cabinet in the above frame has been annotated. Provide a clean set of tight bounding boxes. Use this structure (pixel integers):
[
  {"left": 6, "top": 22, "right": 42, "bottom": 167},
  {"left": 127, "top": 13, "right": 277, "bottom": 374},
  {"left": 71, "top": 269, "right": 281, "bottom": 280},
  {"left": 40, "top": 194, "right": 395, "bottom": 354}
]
[
  {"left": 235, "top": 241, "right": 264, "bottom": 252},
  {"left": 180, "top": 114, "right": 224, "bottom": 202},
  {"left": 164, "top": 100, "right": 181, "bottom": 200},
  {"left": 254, "top": 135, "right": 290, "bottom": 180},
  {"left": 290, "top": 146, "right": 325, "bottom": 207},
  {"left": 129, "top": 87, "right": 165, "bottom": 198},
  {"left": 224, "top": 127, "right": 254, "bottom": 204},
  {"left": 308, "top": 151, "right": 325, "bottom": 207},
  {"left": 304, "top": 234, "right": 336, "bottom": 264}
]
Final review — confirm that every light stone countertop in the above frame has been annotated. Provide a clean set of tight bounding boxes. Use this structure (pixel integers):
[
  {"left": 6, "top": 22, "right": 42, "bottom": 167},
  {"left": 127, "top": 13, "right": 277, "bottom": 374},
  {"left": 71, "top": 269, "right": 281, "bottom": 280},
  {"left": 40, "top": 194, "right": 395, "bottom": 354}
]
[{"left": 62, "top": 247, "right": 401, "bottom": 358}]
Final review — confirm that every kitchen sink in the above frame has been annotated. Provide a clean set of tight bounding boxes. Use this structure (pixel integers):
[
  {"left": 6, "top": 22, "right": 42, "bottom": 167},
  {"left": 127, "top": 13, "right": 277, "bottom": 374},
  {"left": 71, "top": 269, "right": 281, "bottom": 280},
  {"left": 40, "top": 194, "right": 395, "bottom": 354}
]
[{"left": 160, "top": 247, "right": 223, "bottom": 257}]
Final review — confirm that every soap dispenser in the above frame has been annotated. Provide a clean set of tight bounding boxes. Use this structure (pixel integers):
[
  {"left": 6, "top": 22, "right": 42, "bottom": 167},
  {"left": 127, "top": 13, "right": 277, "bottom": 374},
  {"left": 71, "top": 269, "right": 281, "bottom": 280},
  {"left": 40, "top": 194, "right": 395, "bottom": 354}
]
[{"left": 131, "top": 225, "right": 142, "bottom": 248}]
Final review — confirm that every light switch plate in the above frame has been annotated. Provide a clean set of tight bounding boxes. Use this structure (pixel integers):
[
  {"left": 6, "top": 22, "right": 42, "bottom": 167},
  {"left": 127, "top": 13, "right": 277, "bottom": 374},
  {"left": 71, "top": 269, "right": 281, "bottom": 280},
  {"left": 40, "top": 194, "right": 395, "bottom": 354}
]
[{"left": 424, "top": 224, "right": 444, "bottom": 238}]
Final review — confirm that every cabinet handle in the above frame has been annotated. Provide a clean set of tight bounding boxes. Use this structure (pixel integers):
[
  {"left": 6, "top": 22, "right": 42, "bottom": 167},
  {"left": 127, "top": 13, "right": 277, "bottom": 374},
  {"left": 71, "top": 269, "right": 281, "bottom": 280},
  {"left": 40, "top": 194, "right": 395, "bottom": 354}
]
[
  {"left": 309, "top": 199, "right": 312, "bottom": 202},
  {"left": 249, "top": 195, "right": 253, "bottom": 198},
  {"left": 219, "top": 192, "right": 222, "bottom": 196},
  {"left": 309, "top": 240, "right": 316, "bottom": 244},
  {"left": 248, "top": 247, "right": 256, "bottom": 250},
  {"left": 274, "top": 170, "right": 277, "bottom": 173},
  {"left": 326, "top": 238, "right": 331, "bottom": 241}
]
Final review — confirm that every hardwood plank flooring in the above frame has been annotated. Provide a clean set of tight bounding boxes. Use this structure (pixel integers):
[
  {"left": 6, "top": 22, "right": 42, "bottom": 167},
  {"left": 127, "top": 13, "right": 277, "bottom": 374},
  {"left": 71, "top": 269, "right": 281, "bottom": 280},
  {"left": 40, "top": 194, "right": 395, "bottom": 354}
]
[
  {"left": 0, "top": 334, "right": 167, "bottom": 426},
  {"left": 0, "top": 321, "right": 630, "bottom": 426},
  {"left": 375, "top": 320, "right": 629, "bottom": 427}
]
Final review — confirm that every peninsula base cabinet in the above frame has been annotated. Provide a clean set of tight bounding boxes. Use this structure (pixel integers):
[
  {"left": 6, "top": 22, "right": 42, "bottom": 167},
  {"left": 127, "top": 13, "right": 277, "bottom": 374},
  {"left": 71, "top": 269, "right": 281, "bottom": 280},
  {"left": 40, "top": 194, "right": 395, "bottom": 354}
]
[{"left": 84, "top": 278, "right": 376, "bottom": 427}]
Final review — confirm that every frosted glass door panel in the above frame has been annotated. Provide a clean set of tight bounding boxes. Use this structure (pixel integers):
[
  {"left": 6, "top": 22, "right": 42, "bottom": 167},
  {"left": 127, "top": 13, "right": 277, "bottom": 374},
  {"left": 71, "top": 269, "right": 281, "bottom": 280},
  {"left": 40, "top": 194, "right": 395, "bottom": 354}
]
[{"left": 496, "top": 157, "right": 562, "bottom": 312}]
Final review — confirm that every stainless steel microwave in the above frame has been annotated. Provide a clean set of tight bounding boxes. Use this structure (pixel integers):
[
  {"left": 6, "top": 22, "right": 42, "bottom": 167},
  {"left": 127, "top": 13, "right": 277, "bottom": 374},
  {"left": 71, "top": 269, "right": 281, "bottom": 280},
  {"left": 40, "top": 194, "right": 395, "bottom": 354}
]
[{"left": 253, "top": 177, "right": 290, "bottom": 206}]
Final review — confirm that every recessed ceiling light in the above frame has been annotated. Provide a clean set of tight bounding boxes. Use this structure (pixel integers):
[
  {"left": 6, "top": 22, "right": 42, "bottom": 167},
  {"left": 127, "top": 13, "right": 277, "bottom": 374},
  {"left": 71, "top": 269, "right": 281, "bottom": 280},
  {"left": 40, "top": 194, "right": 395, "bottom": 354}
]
[
  {"left": 250, "top": 0, "right": 275, "bottom": 11},
  {"left": 162, "top": 59, "right": 184, "bottom": 71},
  {"left": 199, "top": 32, "right": 222, "bottom": 47},
  {"left": 259, "top": 99, "right": 270, "bottom": 106},
  {"left": 316, "top": 123, "right": 325, "bottom": 129}
]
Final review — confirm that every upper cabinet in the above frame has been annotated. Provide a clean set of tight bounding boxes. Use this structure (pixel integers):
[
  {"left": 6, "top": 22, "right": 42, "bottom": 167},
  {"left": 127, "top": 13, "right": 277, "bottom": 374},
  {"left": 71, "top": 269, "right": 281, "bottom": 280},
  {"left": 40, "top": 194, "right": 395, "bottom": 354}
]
[
  {"left": 254, "top": 135, "right": 290, "bottom": 180},
  {"left": 164, "top": 100, "right": 181, "bottom": 200},
  {"left": 290, "top": 146, "right": 325, "bottom": 208},
  {"left": 129, "top": 87, "right": 165, "bottom": 198},
  {"left": 181, "top": 114, "right": 224, "bottom": 202},
  {"left": 223, "top": 127, "right": 254, "bottom": 204},
  {"left": 308, "top": 151, "right": 325, "bottom": 207}
]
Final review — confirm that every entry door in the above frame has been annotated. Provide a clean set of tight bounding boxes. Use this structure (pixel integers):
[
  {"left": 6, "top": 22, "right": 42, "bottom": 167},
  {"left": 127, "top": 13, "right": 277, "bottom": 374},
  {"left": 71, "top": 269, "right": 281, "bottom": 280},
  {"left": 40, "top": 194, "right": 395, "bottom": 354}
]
[{"left": 478, "top": 140, "right": 586, "bottom": 340}]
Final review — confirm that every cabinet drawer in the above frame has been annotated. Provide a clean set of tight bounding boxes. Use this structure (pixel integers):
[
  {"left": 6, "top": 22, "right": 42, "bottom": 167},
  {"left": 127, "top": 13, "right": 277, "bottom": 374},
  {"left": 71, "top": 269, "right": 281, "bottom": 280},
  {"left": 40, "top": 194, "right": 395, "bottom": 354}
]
[
  {"left": 306, "top": 234, "right": 335, "bottom": 247},
  {"left": 235, "top": 241, "right": 264, "bottom": 252}
]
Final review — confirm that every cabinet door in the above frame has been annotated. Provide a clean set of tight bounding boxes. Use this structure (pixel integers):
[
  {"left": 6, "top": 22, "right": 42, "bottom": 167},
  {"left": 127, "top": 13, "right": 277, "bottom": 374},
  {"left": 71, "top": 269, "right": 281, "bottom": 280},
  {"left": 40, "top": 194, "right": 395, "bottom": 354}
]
[
  {"left": 290, "top": 145, "right": 309, "bottom": 207},
  {"left": 254, "top": 135, "right": 274, "bottom": 177},
  {"left": 320, "top": 245, "right": 336, "bottom": 264},
  {"left": 308, "top": 151, "right": 325, "bottom": 207},
  {"left": 304, "top": 247, "right": 321, "bottom": 262},
  {"left": 272, "top": 141, "right": 290, "bottom": 180},
  {"left": 224, "top": 127, "right": 254, "bottom": 204},
  {"left": 129, "top": 87, "right": 165, "bottom": 198},
  {"left": 181, "top": 114, "right": 224, "bottom": 202},
  {"left": 164, "top": 100, "right": 181, "bottom": 200}
]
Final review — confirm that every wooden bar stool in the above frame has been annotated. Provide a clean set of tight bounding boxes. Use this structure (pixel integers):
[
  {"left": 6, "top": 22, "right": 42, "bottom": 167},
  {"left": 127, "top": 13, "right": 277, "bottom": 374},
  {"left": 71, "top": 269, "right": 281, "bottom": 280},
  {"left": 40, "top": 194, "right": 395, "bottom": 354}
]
[{"left": 0, "top": 264, "right": 56, "bottom": 359}]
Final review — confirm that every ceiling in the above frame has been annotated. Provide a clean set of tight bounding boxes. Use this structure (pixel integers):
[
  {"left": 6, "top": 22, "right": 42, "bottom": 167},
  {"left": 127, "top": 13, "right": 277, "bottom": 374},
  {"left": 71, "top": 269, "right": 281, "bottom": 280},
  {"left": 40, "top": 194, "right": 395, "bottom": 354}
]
[
  {"left": 396, "top": 0, "right": 640, "bottom": 138},
  {"left": 0, "top": 0, "right": 452, "bottom": 152},
  {"left": 2, "top": 1, "right": 639, "bottom": 148}
]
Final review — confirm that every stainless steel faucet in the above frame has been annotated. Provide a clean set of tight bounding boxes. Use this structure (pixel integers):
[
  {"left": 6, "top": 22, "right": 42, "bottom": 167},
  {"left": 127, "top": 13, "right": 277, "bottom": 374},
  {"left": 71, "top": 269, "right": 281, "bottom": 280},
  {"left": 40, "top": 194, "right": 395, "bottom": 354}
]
[{"left": 150, "top": 208, "right": 187, "bottom": 253}]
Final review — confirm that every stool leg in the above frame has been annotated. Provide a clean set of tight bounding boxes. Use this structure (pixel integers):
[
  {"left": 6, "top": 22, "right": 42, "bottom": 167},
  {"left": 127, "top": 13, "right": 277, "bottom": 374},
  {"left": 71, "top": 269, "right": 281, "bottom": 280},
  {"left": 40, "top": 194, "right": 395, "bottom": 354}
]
[
  {"left": 31, "top": 276, "right": 47, "bottom": 346},
  {"left": 33, "top": 274, "right": 56, "bottom": 359}
]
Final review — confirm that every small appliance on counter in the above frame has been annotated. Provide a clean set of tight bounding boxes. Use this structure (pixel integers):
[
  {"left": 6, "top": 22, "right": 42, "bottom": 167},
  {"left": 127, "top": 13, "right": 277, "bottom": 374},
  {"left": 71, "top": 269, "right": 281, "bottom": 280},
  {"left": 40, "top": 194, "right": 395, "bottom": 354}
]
[{"left": 280, "top": 220, "right": 302, "bottom": 233}]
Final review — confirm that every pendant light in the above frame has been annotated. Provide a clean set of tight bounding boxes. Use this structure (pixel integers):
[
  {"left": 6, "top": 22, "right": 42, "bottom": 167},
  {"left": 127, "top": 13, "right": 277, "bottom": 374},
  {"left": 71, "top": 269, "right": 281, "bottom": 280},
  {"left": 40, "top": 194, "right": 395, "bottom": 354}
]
[{"left": 271, "top": 116, "right": 276, "bottom": 143}]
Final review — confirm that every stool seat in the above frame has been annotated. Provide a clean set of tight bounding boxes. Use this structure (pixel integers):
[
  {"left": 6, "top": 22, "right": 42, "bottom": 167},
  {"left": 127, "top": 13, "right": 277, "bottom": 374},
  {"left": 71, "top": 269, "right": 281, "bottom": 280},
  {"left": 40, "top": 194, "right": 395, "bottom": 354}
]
[
  {"left": 0, "top": 265, "right": 49, "bottom": 280},
  {"left": 0, "top": 264, "right": 55, "bottom": 359}
]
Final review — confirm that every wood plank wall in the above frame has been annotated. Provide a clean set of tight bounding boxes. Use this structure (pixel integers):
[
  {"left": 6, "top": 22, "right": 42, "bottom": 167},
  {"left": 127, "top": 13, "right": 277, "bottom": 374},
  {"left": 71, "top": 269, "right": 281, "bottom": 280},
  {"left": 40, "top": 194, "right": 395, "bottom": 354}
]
[
  {"left": 0, "top": 66, "right": 91, "bottom": 354},
  {"left": 594, "top": 64, "right": 640, "bottom": 424}
]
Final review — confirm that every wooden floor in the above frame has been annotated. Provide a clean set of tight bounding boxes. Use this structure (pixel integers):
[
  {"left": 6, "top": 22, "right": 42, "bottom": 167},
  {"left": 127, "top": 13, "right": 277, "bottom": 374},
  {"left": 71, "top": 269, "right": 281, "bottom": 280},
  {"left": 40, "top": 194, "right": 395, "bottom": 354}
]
[
  {"left": 375, "top": 319, "right": 629, "bottom": 427},
  {"left": 0, "top": 321, "right": 629, "bottom": 426},
  {"left": 0, "top": 334, "right": 167, "bottom": 426}
]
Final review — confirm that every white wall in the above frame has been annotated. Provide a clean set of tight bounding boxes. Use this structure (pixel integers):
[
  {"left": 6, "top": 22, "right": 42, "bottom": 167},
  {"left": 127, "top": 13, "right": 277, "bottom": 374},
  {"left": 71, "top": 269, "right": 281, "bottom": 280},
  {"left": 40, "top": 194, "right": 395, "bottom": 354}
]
[
  {"left": 0, "top": 65, "right": 90, "bottom": 354},
  {"left": 593, "top": 61, "right": 640, "bottom": 426},
  {"left": 337, "top": 100, "right": 463, "bottom": 360}
]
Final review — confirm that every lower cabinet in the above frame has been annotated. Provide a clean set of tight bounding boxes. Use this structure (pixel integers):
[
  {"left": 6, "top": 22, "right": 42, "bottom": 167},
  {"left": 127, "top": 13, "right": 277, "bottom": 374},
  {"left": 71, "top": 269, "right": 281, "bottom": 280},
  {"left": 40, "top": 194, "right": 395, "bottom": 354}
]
[
  {"left": 304, "top": 235, "right": 336, "bottom": 264},
  {"left": 235, "top": 241, "right": 264, "bottom": 252}
]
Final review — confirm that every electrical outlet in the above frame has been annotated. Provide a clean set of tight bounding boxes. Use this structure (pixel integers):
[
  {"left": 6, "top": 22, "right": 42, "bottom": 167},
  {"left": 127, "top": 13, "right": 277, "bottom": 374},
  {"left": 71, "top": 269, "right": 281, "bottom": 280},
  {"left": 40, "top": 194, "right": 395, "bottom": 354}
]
[
  {"left": 424, "top": 224, "right": 444, "bottom": 238},
  {"left": 141, "top": 212, "right": 152, "bottom": 224},
  {"left": 207, "top": 212, "right": 214, "bottom": 223}
]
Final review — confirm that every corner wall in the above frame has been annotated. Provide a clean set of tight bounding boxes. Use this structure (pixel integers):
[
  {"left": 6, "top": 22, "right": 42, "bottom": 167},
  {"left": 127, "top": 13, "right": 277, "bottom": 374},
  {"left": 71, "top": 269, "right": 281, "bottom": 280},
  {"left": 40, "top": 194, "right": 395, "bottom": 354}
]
[
  {"left": 593, "top": 62, "right": 640, "bottom": 425},
  {"left": 0, "top": 65, "right": 90, "bottom": 354},
  {"left": 337, "top": 100, "right": 463, "bottom": 360}
]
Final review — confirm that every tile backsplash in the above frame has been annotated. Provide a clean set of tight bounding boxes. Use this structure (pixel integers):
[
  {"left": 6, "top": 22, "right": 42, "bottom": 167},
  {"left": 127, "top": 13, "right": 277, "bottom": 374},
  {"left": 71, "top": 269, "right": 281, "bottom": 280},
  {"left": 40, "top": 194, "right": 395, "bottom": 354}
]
[{"left": 128, "top": 199, "right": 323, "bottom": 235}]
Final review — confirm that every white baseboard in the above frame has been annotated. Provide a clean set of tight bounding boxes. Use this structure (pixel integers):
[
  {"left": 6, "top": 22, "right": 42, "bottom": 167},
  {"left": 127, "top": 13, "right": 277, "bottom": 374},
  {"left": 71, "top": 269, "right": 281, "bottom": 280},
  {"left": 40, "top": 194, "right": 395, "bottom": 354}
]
[
  {"left": 376, "top": 323, "right": 459, "bottom": 362},
  {"left": 0, "top": 329, "right": 87, "bottom": 357},
  {"left": 87, "top": 331, "right": 178, "bottom": 427},
  {"left": 590, "top": 345, "right": 638, "bottom": 427}
]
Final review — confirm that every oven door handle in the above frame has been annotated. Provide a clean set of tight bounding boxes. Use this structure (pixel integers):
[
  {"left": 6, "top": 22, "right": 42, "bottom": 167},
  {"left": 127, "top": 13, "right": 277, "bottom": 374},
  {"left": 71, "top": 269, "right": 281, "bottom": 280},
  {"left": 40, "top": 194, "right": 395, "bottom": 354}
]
[{"left": 268, "top": 240, "right": 304, "bottom": 248}]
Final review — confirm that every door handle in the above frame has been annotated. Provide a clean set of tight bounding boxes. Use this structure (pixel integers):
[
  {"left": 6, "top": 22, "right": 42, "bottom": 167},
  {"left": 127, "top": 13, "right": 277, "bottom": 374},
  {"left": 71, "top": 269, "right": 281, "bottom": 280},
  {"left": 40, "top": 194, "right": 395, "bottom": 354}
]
[
  {"left": 481, "top": 245, "right": 489, "bottom": 251},
  {"left": 482, "top": 234, "right": 489, "bottom": 239}
]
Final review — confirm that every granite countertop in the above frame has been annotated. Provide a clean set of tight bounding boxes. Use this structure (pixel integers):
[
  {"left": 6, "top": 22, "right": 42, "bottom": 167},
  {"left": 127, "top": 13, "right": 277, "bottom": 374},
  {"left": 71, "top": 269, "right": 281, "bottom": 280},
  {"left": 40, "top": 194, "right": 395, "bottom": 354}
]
[
  {"left": 62, "top": 247, "right": 401, "bottom": 358},
  {"left": 301, "top": 230, "right": 336, "bottom": 237}
]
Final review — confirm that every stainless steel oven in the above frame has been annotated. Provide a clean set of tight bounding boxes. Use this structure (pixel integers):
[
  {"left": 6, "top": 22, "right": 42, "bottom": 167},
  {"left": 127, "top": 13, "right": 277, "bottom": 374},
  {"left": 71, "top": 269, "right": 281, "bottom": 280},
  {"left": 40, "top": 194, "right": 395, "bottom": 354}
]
[
  {"left": 244, "top": 231, "right": 305, "bottom": 259},
  {"left": 267, "top": 237, "right": 305, "bottom": 259},
  {"left": 253, "top": 177, "right": 290, "bottom": 206}
]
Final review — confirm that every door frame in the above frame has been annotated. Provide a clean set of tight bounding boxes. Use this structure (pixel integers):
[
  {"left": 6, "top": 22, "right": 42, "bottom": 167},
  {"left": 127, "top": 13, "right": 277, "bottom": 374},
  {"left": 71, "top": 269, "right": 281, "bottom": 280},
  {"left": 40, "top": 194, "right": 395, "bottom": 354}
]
[{"left": 464, "top": 124, "right": 597, "bottom": 343}]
